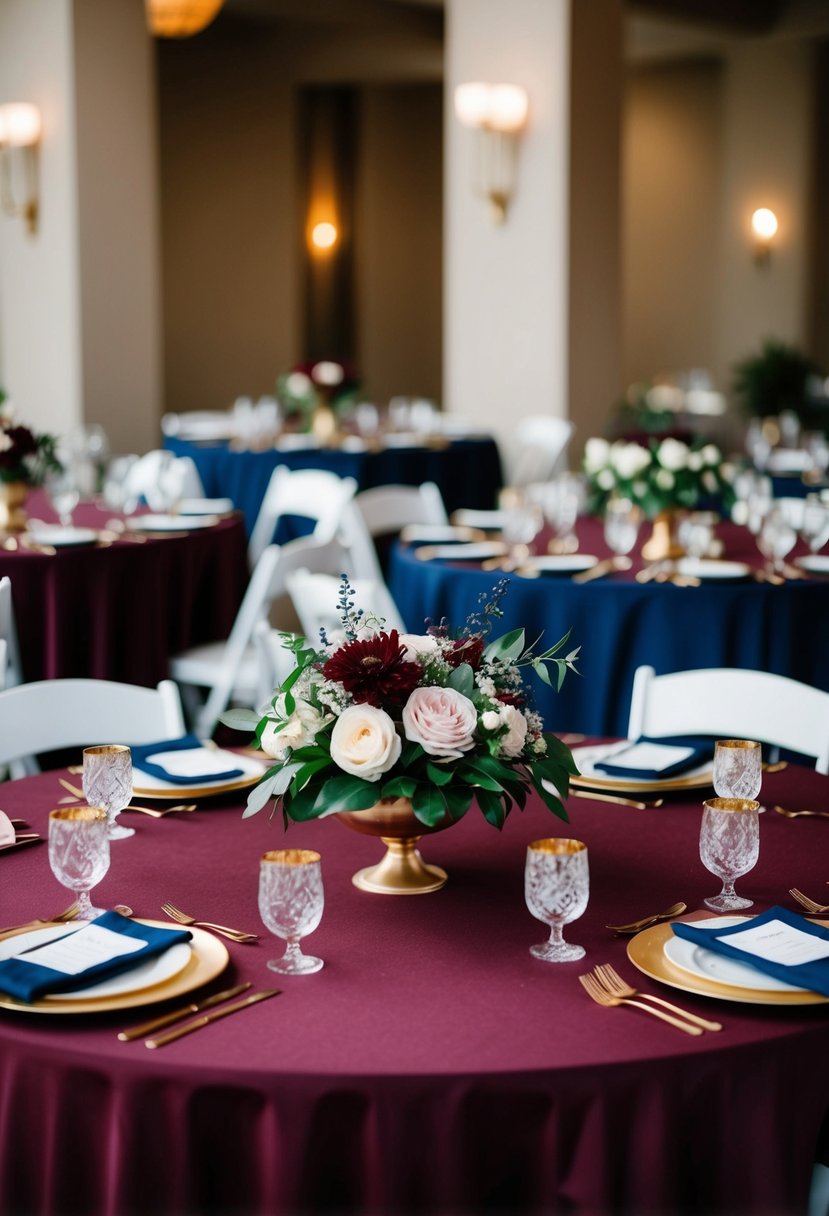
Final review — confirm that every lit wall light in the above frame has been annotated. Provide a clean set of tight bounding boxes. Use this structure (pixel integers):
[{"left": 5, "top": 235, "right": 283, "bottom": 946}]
[
  {"left": 0, "top": 102, "right": 42, "bottom": 236},
  {"left": 145, "top": 0, "right": 224, "bottom": 38},
  {"left": 454, "top": 82, "right": 529, "bottom": 224},
  {"left": 751, "top": 207, "right": 778, "bottom": 266},
  {"left": 310, "top": 221, "right": 338, "bottom": 254}
]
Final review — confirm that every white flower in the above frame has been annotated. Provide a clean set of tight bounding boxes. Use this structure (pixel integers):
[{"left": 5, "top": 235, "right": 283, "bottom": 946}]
[
  {"left": 701, "top": 443, "right": 721, "bottom": 467},
  {"left": 497, "top": 705, "right": 528, "bottom": 758},
  {"left": 583, "top": 437, "right": 611, "bottom": 474},
  {"left": 655, "top": 468, "right": 675, "bottom": 491},
  {"left": 597, "top": 469, "right": 615, "bottom": 491},
  {"left": 260, "top": 696, "right": 331, "bottom": 761},
  {"left": 611, "top": 442, "right": 651, "bottom": 480},
  {"left": 329, "top": 704, "right": 401, "bottom": 781},
  {"left": 285, "top": 371, "right": 313, "bottom": 397},
  {"left": 402, "top": 686, "right": 477, "bottom": 760},
  {"left": 0, "top": 433, "right": 11, "bottom": 453},
  {"left": 702, "top": 470, "right": 718, "bottom": 493},
  {"left": 398, "top": 633, "right": 440, "bottom": 663},
  {"left": 687, "top": 451, "right": 703, "bottom": 472},
  {"left": 481, "top": 710, "right": 501, "bottom": 732},
  {"left": 657, "top": 438, "right": 689, "bottom": 471}
]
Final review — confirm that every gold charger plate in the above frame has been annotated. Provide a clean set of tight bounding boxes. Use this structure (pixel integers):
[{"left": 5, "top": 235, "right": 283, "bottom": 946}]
[
  {"left": 131, "top": 771, "right": 263, "bottom": 800},
  {"left": 627, "top": 917, "right": 829, "bottom": 1006},
  {"left": 570, "top": 769, "right": 713, "bottom": 795},
  {"left": 0, "top": 920, "right": 229, "bottom": 1015}
]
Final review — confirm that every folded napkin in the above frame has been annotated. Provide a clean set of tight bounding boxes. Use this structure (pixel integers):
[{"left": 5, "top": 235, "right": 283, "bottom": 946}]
[
  {"left": 0, "top": 911, "right": 191, "bottom": 1003},
  {"left": 593, "top": 736, "right": 713, "bottom": 780},
  {"left": 672, "top": 907, "right": 829, "bottom": 997},
  {"left": 130, "top": 735, "right": 245, "bottom": 784}
]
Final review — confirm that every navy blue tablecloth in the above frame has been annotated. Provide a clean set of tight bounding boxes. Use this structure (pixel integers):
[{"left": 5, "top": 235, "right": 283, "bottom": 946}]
[
  {"left": 388, "top": 518, "right": 829, "bottom": 737},
  {"left": 165, "top": 436, "right": 503, "bottom": 536}
]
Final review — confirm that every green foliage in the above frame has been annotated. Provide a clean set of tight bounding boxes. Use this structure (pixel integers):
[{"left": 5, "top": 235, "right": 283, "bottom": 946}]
[{"left": 732, "top": 339, "right": 821, "bottom": 419}]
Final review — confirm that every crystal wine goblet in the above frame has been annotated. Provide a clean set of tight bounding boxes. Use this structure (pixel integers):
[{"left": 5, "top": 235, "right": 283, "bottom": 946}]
[
  {"left": 603, "top": 495, "right": 640, "bottom": 566},
  {"left": 48, "top": 806, "right": 111, "bottom": 920},
  {"left": 713, "top": 739, "right": 762, "bottom": 801},
  {"left": 756, "top": 504, "right": 796, "bottom": 575},
  {"left": 699, "top": 797, "right": 760, "bottom": 912},
  {"left": 259, "top": 849, "right": 324, "bottom": 975},
  {"left": 525, "top": 838, "right": 589, "bottom": 963},
  {"left": 44, "top": 465, "right": 80, "bottom": 528},
  {"left": 82, "top": 745, "right": 134, "bottom": 840}
]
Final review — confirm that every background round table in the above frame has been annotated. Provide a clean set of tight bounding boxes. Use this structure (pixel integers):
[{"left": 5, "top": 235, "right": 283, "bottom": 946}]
[
  {"left": 164, "top": 434, "right": 504, "bottom": 535},
  {"left": 388, "top": 517, "right": 829, "bottom": 737},
  {"left": 0, "top": 760, "right": 827, "bottom": 1216},
  {"left": 0, "top": 494, "right": 248, "bottom": 685}
]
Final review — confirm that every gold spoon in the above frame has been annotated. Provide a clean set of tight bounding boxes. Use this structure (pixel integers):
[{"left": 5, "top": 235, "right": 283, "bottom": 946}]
[{"left": 605, "top": 901, "right": 688, "bottom": 936}]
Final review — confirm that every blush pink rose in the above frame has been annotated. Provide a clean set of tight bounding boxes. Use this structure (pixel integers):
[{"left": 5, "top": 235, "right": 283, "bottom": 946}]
[{"left": 402, "top": 687, "right": 477, "bottom": 760}]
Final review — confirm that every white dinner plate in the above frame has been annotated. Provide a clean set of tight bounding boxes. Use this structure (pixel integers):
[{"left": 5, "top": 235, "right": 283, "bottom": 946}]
[
  {"left": 795, "top": 554, "right": 829, "bottom": 574},
  {"left": 126, "top": 514, "right": 218, "bottom": 532},
  {"left": 0, "top": 924, "right": 193, "bottom": 1001},
  {"left": 400, "top": 524, "right": 484, "bottom": 545},
  {"left": 27, "top": 526, "right": 99, "bottom": 548},
  {"left": 517, "top": 554, "right": 598, "bottom": 576},
  {"left": 132, "top": 748, "right": 267, "bottom": 798},
  {"left": 178, "top": 497, "right": 234, "bottom": 515},
  {"left": 450, "top": 509, "right": 507, "bottom": 531},
  {"left": 663, "top": 916, "right": 806, "bottom": 994},
  {"left": 414, "top": 541, "right": 507, "bottom": 562},
  {"left": 569, "top": 740, "right": 713, "bottom": 793},
  {"left": 674, "top": 558, "right": 751, "bottom": 580}
]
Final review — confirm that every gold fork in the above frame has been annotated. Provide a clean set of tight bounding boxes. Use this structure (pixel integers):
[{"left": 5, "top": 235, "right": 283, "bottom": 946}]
[
  {"left": 0, "top": 901, "right": 80, "bottom": 938},
  {"left": 774, "top": 805, "right": 829, "bottom": 820},
  {"left": 592, "top": 963, "right": 722, "bottom": 1031},
  {"left": 124, "top": 804, "right": 198, "bottom": 818},
  {"left": 789, "top": 888, "right": 829, "bottom": 916},
  {"left": 161, "top": 902, "right": 258, "bottom": 942},
  {"left": 578, "top": 973, "right": 703, "bottom": 1035}
]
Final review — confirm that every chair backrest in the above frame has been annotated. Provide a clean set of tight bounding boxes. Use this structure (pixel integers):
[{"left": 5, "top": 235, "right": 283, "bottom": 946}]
[
  {"left": 252, "top": 620, "right": 299, "bottom": 703},
  {"left": 339, "top": 482, "right": 448, "bottom": 581},
  {"left": 0, "top": 678, "right": 186, "bottom": 776},
  {"left": 286, "top": 568, "right": 406, "bottom": 644},
  {"left": 122, "top": 450, "right": 205, "bottom": 510},
  {"left": 510, "top": 416, "right": 573, "bottom": 486},
  {"left": 0, "top": 576, "right": 23, "bottom": 688},
  {"left": 248, "top": 466, "right": 358, "bottom": 568},
  {"left": 627, "top": 665, "right": 829, "bottom": 774}
]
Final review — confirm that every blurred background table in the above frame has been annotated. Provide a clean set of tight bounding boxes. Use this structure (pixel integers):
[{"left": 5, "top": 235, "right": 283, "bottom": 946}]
[
  {"left": 0, "top": 493, "right": 248, "bottom": 685},
  {"left": 164, "top": 433, "right": 504, "bottom": 535},
  {"left": 0, "top": 762, "right": 827, "bottom": 1216},
  {"left": 388, "top": 517, "right": 829, "bottom": 737}
]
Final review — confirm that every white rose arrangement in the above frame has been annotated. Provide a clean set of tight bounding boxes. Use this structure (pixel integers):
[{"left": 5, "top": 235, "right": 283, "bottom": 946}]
[
  {"left": 223, "top": 578, "right": 580, "bottom": 831},
  {"left": 583, "top": 435, "right": 732, "bottom": 519}
]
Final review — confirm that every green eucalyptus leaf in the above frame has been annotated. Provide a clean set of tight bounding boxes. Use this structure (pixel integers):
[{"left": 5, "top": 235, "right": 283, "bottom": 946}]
[
  {"left": 242, "top": 772, "right": 280, "bottom": 818},
  {"left": 483, "top": 628, "right": 525, "bottom": 664},
  {"left": 219, "top": 707, "right": 262, "bottom": 733},
  {"left": 447, "top": 663, "right": 475, "bottom": 698}
]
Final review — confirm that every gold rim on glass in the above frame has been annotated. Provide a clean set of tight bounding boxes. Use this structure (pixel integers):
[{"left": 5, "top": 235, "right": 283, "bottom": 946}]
[
  {"left": 528, "top": 838, "right": 587, "bottom": 855},
  {"left": 49, "top": 806, "right": 107, "bottom": 823},
  {"left": 716, "top": 739, "right": 760, "bottom": 751},
  {"left": 261, "top": 849, "right": 321, "bottom": 866},
  {"left": 702, "top": 797, "right": 760, "bottom": 814},
  {"left": 83, "top": 745, "right": 130, "bottom": 757}
]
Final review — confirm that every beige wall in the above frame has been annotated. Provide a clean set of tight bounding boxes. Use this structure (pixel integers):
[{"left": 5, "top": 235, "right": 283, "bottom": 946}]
[{"left": 356, "top": 84, "right": 443, "bottom": 405}]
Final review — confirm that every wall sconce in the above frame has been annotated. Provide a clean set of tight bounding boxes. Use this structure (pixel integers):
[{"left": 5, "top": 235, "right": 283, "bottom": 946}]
[
  {"left": 310, "top": 220, "right": 338, "bottom": 255},
  {"left": 751, "top": 207, "right": 778, "bottom": 266},
  {"left": 454, "top": 82, "right": 529, "bottom": 224},
  {"left": 0, "top": 103, "right": 41, "bottom": 236},
  {"left": 145, "top": 0, "right": 224, "bottom": 38}
]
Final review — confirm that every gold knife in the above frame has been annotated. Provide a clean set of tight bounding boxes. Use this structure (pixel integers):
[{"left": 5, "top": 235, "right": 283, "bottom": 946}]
[
  {"left": 58, "top": 777, "right": 85, "bottom": 799},
  {"left": 571, "top": 789, "right": 664, "bottom": 811},
  {"left": 118, "top": 982, "right": 252, "bottom": 1041},
  {"left": 145, "top": 989, "right": 280, "bottom": 1049}
]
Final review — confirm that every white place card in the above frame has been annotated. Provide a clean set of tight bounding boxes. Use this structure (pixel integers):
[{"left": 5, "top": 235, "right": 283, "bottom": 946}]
[
  {"left": 720, "top": 919, "right": 829, "bottom": 968},
  {"left": 143, "top": 746, "right": 240, "bottom": 778},
  {"left": 16, "top": 923, "right": 147, "bottom": 976},
  {"left": 599, "top": 742, "right": 695, "bottom": 772}
]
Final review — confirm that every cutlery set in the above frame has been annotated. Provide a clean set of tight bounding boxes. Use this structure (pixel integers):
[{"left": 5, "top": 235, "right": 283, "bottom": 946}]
[
  {"left": 571, "top": 789, "right": 664, "bottom": 811},
  {"left": 579, "top": 964, "right": 721, "bottom": 1036},
  {"left": 605, "top": 901, "right": 687, "bottom": 936},
  {"left": 118, "top": 983, "right": 280, "bottom": 1048}
]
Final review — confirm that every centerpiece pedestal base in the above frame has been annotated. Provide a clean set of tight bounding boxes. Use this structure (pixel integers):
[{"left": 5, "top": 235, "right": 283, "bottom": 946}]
[
  {"left": 0, "top": 481, "right": 29, "bottom": 532},
  {"left": 337, "top": 797, "right": 449, "bottom": 895},
  {"left": 641, "top": 510, "right": 685, "bottom": 561}
]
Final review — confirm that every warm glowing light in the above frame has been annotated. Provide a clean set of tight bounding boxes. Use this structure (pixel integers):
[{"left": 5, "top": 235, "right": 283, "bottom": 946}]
[
  {"left": 145, "top": 0, "right": 224, "bottom": 38},
  {"left": 454, "top": 83, "right": 528, "bottom": 133},
  {"left": 0, "top": 103, "right": 42, "bottom": 147},
  {"left": 751, "top": 208, "right": 778, "bottom": 241},
  {"left": 311, "top": 221, "right": 338, "bottom": 250}
]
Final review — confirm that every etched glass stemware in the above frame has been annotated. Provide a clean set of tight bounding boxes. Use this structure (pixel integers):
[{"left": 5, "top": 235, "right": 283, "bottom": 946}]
[
  {"left": 525, "top": 838, "right": 589, "bottom": 963},
  {"left": 259, "top": 849, "right": 324, "bottom": 975},
  {"left": 713, "top": 739, "right": 762, "bottom": 801},
  {"left": 699, "top": 797, "right": 760, "bottom": 911},
  {"left": 603, "top": 495, "right": 640, "bottom": 560},
  {"left": 82, "top": 745, "right": 134, "bottom": 840},
  {"left": 48, "top": 806, "right": 110, "bottom": 920}
]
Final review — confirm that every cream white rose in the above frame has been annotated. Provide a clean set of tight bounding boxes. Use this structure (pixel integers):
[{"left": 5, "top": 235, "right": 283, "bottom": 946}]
[
  {"left": 402, "top": 686, "right": 477, "bottom": 760},
  {"left": 611, "top": 442, "right": 651, "bottom": 480},
  {"left": 481, "top": 710, "right": 501, "bottom": 732},
  {"left": 702, "top": 443, "right": 721, "bottom": 467},
  {"left": 260, "top": 696, "right": 330, "bottom": 761},
  {"left": 583, "top": 436, "right": 611, "bottom": 474},
  {"left": 399, "top": 633, "right": 440, "bottom": 663},
  {"left": 329, "top": 704, "right": 401, "bottom": 781},
  {"left": 497, "top": 704, "right": 528, "bottom": 758},
  {"left": 657, "top": 437, "right": 689, "bottom": 471},
  {"left": 655, "top": 468, "right": 675, "bottom": 491}
]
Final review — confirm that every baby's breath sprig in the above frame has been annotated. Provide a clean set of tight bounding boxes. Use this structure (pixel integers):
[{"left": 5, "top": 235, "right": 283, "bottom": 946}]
[{"left": 463, "top": 577, "right": 510, "bottom": 638}]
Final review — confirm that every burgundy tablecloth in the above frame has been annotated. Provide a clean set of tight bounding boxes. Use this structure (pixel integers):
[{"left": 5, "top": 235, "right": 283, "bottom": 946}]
[
  {"left": 0, "top": 494, "right": 248, "bottom": 685},
  {"left": 0, "top": 762, "right": 828, "bottom": 1216}
]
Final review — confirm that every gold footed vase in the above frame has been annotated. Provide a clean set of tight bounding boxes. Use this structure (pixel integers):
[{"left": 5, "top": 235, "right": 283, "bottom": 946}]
[
  {"left": 310, "top": 401, "right": 339, "bottom": 447},
  {"left": 336, "top": 797, "right": 449, "bottom": 895},
  {"left": 641, "top": 509, "right": 685, "bottom": 561},
  {"left": 0, "top": 481, "right": 29, "bottom": 532}
]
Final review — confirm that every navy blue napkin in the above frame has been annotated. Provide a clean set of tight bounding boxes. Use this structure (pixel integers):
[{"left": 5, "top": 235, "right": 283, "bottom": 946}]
[
  {"left": 130, "top": 734, "right": 245, "bottom": 784},
  {"left": 672, "top": 906, "right": 829, "bottom": 997},
  {"left": 593, "top": 736, "right": 713, "bottom": 780},
  {"left": 0, "top": 911, "right": 192, "bottom": 1003}
]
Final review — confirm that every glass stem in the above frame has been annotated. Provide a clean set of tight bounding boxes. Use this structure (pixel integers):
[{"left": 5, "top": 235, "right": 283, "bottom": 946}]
[
  {"left": 282, "top": 937, "right": 303, "bottom": 964},
  {"left": 76, "top": 890, "right": 94, "bottom": 919},
  {"left": 547, "top": 923, "right": 565, "bottom": 947},
  {"left": 720, "top": 879, "right": 737, "bottom": 899}
]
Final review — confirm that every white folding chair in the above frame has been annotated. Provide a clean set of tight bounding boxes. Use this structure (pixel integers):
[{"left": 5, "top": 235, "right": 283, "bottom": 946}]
[
  {"left": 0, "top": 576, "right": 23, "bottom": 688},
  {"left": 339, "top": 481, "right": 447, "bottom": 582},
  {"left": 247, "top": 466, "right": 358, "bottom": 569},
  {"left": 627, "top": 665, "right": 829, "bottom": 774},
  {"left": 122, "top": 449, "right": 207, "bottom": 510},
  {"left": 0, "top": 678, "right": 185, "bottom": 778},
  {"left": 169, "top": 535, "right": 351, "bottom": 738},
  {"left": 286, "top": 569, "right": 406, "bottom": 644},
  {"left": 509, "top": 415, "right": 573, "bottom": 486}
]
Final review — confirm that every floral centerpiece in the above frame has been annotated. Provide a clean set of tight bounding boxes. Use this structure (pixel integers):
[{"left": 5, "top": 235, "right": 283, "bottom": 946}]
[
  {"left": 583, "top": 436, "right": 730, "bottom": 519},
  {"left": 276, "top": 360, "right": 360, "bottom": 440},
  {"left": 0, "top": 396, "right": 61, "bottom": 530},
  {"left": 223, "top": 579, "right": 580, "bottom": 894}
]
